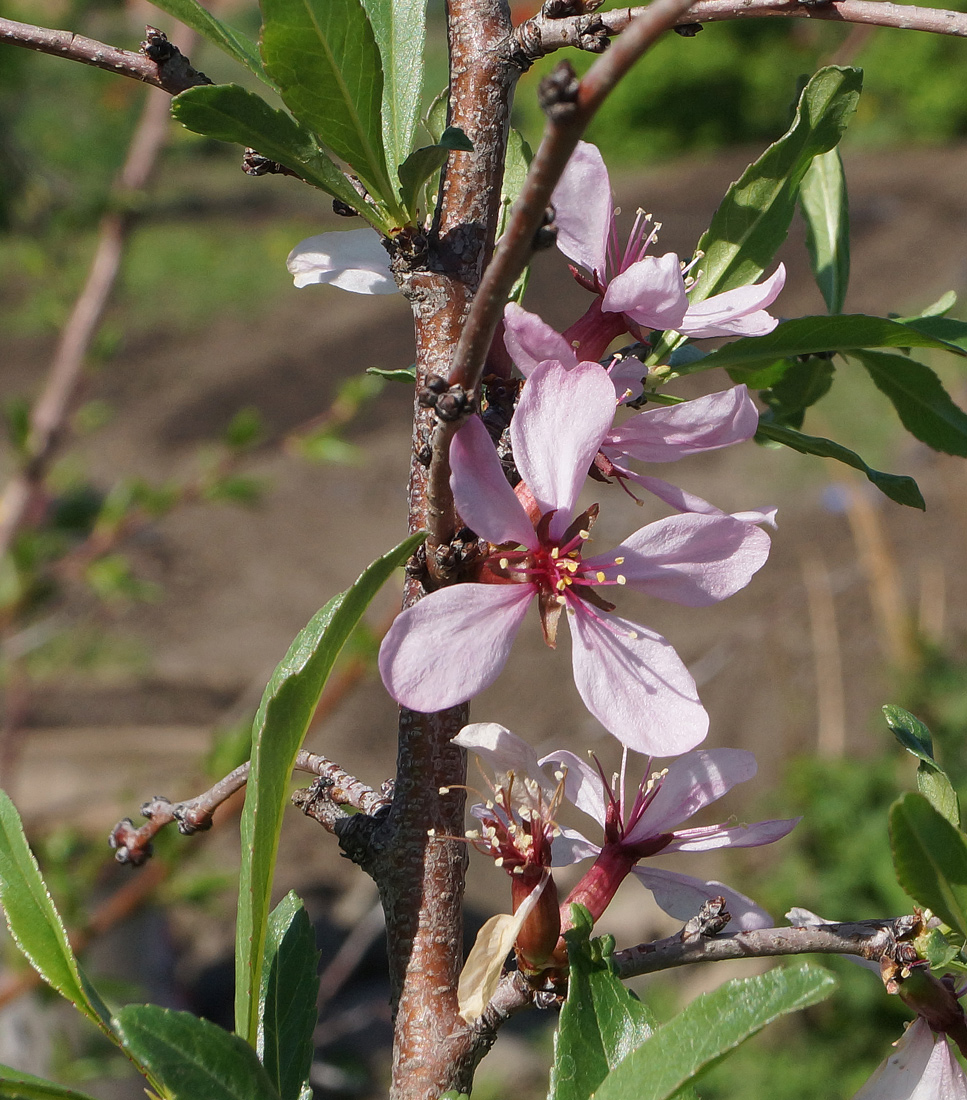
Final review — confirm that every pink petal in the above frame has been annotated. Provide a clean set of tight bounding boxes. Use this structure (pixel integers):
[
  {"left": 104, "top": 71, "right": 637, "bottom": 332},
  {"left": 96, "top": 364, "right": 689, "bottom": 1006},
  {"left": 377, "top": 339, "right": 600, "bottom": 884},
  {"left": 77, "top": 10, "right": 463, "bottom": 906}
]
[
  {"left": 450, "top": 415, "right": 537, "bottom": 548},
  {"left": 852, "top": 1019, "right": 967, "bottom": 1100},
  {"left": 567, "top": 608, "right": 708, "bottom": 756},
  {"left": 511, "top": 361, "right": 616, "bottom": 541},
  {"left": 626, "top": 748, "right": 758, "bottom": 838},
  {"left": 605, "top": 386, "right": 759, "bottom": 463},
  {"left": 551, "top": 827, "right": 602, "bottom": 867},
  {"left": 679, "top": 264, "right": 785, "bottom": 338},
  {"left": 551, "top": 141, "right": 613, "bottom": 278},
  {"left": 632, "top": 866, "right": 773, "bottom": 930},
  {"left": 286, "top": 228, "right": 397, "bottom": 294},
  {"left": 603, "top": 470, "right": 778, "bottom": 530},
  {"left": 662, "top": 816, "right": 801, "bottom": 853},
  {"left": 538, "top": 749, "right": 607, "bottom": 826},
  {"left": 587, "top": 512, "right": 771, "bottom": 607},
  {"left": 378, "top": 583, "right": 534, "bottom": 711},
  {"left": 452, "top": 722, "right": 552, "bottom": 792},
  {"left": 602, "top": 254, "right": 689, "bottom": 330},
  {"left": 503, "top": 303, "right": 577, "bottom": 376}
]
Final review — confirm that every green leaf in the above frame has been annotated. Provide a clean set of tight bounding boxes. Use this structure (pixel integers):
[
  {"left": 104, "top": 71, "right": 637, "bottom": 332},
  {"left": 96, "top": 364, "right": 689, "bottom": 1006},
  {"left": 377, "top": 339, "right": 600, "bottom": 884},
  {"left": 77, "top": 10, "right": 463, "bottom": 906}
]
[
  {"left": 591, "top": 966, "right": 836, "bottom": 1100},
  {"left": 0, "top": 1066, "right": 100, "bottom": 1100},
  {"left": 678, "top": 315, "right": 967, "bottom": 378},
  {"left": 114, "top": 1006, "right": 281, "bottom": 1100},
  {"left": 0, "top": 790, "right": 112, "bottom": 1033},
  {"left": 550, "top": 906, "right": 656, "bottom": 1100},
  {"left": 884, "top": 706, "right": 960, "bottom": 828},
  {"left": 235, "top": 532, "right": 425, "bottom": 1046},
  {"left": 397, "top": 127, "right": 473, "bottom": 219},
  {"left": 147, "top": 0, "right": 267, "bottom": 81},
  {"left": 760, "top": 355, "right": 835, "bottom": 429},
  {"left": 890, "top": 793, "right": 967, "bottom": 935},
  {"left": 360, "top": 0, "right": 427, "bottom": 178},
  {"left": 691, "top": 66, "right": 862, "bottom": 302},
  {"left": 755, "top": 421, "right": 925, "bottom": 509},
  {"left": 366, "top": 365, "right": 416, "bottom": 383},
  {"left": 260, "top": 0, "right": 394, "bottom": 207},
  {"left": 498, "top": 128, "right": 534, "bottom": 304},
  {"left": 851, "top": 350, "right": 967, "bottom": 457},
  {"left": 259, "top": 893, "right": 320, "bottom": 1100},
  {"left": 799, "top": 148, "right": 849, "bottom": 314},
  {"left": 904, "top": 313, "right": 967, "bottom": 351},
  {"left": 170, "top": 85, "right": 381, "bottom": 224}
]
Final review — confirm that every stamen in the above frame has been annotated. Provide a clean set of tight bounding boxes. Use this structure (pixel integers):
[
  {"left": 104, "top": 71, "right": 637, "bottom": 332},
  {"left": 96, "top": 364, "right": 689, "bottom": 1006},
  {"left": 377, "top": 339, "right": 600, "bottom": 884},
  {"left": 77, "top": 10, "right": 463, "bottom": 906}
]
[
  {"left": 439, "top": 786, "right": 450, "bottom": 795},
  {"left": 616, "top": 575, "right": 626, "bottom": 585}
]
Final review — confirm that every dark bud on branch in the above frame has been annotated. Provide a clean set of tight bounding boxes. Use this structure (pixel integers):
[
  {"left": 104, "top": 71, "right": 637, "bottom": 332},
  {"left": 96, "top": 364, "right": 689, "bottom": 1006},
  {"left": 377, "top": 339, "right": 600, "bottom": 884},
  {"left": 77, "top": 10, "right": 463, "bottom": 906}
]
[
  {"left": 673, "top": 22, "right": 704, "bottom": 35},
  {"left": 542, "top": 0, "right": 585, "bottom": 17},
  {"left": 538, "top": 60, "right": 581, "bottom": 122},
  {"left": 418, "top": 375, "right": 475, "bottom": 422},
  {"left": 533, "top": 205, "right": 559, "bottom": 251},
  {"left": 332, "top": 199, "right": 359, "bottom": 217},
  {"left": 241, "top": 149, "right": 299, "bottom": 179},
  {"left": 140, "top": 26, "right": 211, "bottom": 89}
]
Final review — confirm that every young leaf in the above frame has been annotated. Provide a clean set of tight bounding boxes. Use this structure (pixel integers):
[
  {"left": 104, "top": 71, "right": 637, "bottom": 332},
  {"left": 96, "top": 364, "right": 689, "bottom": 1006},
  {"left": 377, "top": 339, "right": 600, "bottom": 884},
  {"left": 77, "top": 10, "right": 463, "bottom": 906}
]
[
  {"left": 799, "top": 148, "right": 850, "bottom": 314},
  {"left": 755, "top": 422, "right": 925, "bottom": 509},
  {"left": 0, "top": 1066, "right": 100, "bottom": 1100},
  {"left": 114, "top": 1006, "right": 282, "bottom": 1100},
  {"left": 147, "top": 0, "right": 267, "bottom": 81},
  {"left": 360, "top": 0, "right": 428, "bottom": 178},
  {"left": 760, "top": 356, "right": 835, "bottom": 429},
  {"left": 884, "top": 704, "right": 935, "bottom": 761},
  {"left": 691, "top": 66, "right": 862, "bottom": 302},
  {"left": 591, "top": 966, "right": 835, "bottom": 1100},
  {"left": 0, "top": 790, "right": 112, "bottom": 1033},
  {"left": 676, "top": 315, "right": 967, "bottom": 378},
  {"left": 397, "top": 127, "right": 473, "bottom": 219},
  {"left": 235, "top": 532, "right": 425, "bottom": 1046},
  {"left": 259, "top": 893, "right": 320, "bottom": 1100},
  {"left": 170, "top": 85, "right": 381, "bottom": 225},
  {"left": 851, "top": 350, "right": 967, "bottom": 457},
  {"left": 260, "top": 0, "right": 394, "bottom": 207},
  {"left": 498, "top": 128, "right": 534, "bottom": 304},
  {"left": 885, "top": 706, "right": 961, "bottom": 827},
  {"left": 549, "top": 905, "right": 656, "bottom": 1100},
  {"left": 889, "top": 793, "right": 967, "bottom": 936}
]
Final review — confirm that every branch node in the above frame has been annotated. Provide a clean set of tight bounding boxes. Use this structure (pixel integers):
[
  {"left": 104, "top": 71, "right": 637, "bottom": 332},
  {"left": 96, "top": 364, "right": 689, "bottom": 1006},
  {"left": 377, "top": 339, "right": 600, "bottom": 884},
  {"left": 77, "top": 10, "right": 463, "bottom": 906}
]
[
  {"left": 139, "top": 25, "right": 211, "bottom": 89},
  {"left": 537, "top": 60, "right": 581, "bottom": 122}
]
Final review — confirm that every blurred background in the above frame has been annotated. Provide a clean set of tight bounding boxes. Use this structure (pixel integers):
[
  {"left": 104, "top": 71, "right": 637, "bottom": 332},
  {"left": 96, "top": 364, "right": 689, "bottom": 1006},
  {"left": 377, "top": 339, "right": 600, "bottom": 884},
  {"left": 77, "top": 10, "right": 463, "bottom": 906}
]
[{"left": 1, "top": 0, "right": 967, "bottom": 1095}]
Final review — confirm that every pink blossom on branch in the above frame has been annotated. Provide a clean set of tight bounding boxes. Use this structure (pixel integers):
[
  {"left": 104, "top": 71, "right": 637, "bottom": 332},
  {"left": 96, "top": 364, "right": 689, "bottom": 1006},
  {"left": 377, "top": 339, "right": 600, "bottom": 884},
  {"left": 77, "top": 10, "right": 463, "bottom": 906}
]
[
  {"left": 852, "top": 1017, "right": 967, "bottom": 1100},
  {"left": 453, "top": 722, "right": 798, "bottom": 930},
  {"left": 378, "top": 360, "right": 771, "bottom": 756},
  {"left": 286, "top": 228, "right": 397, "bottom": 294},
  {"left": 549, "top": 141, "right": 785, "bottom": 355}
]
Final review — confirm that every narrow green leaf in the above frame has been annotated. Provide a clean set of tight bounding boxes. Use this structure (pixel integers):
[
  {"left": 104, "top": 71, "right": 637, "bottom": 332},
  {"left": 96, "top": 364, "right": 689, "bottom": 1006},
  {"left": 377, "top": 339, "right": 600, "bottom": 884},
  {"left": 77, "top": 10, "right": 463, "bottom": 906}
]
[
  {"left": 0, "top": 791, "right": 112, "bottom": 1033},
  {"left": 0, "top": 1066, "right": 100, "bottom": 1100},
  {"left": 760, "top": 356, "right": 835, "bottom": 429},
  {"left": 366, "top": 366, "right": 416, "bottom": 383},
  {"left": 147, "top": 0, "right": 267, "bottom": 81},
  {"left": 550, "top": 906, "right": 656, "bottom": 1100},
  {"left": 171, "top": 85, "right": 382, "bottom": 224},
  {"left": 360, "top": 0, "right": 427, "bottom": 177},
  {"left": 259, "top": 893, "right": 320, "bottom": 1100},
  {"left": 498, "top": 128, "right": 534, "bottom": 304},
  {"left": 591, "top": 966, "right": 836, "bottom": 1100},
  {"left": 677, "top": 315, "right": 967, "bottom": 378},
  {"left": 851, "top": 350, "right": 967, "bottom": 457},
  {"left": 235, "top": 532, "right": 425, "bottom": 1046},
  {"left": 397, "top": 127, "right": 473, "bottom": 219},
  {"left": 691, "top": 66, "right": 862, "bottom": 302},
  {"left": 884, "top": 707, "right": 962, "bottom": 827},
  {"left": 890, "top": 793, "right": 967, "bottom": 935},
  {"left": 115, "top": 1006, "right": 281, "bottom": 1100},
  {"left": 260, "top": 0, "right": 393, "bottom": 205},
  {"left": 904, "top": 313, "right": 967, "bottom": 351},
  {"left": 903, "top": 292, "right": 958, "bottom": 322},
  {"left": 799, "top": 148, "right": 850, "bottom": 314},
  {"left": 755, "top": 421, "right": 925, "bottom": 509}
]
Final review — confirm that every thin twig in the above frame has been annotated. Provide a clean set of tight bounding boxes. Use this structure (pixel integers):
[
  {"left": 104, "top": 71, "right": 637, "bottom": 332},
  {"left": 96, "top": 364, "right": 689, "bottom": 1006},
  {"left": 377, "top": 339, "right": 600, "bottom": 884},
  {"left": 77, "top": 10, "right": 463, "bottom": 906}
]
[{"left": 0, "top": 19, "right": 211, "bottom": 93}]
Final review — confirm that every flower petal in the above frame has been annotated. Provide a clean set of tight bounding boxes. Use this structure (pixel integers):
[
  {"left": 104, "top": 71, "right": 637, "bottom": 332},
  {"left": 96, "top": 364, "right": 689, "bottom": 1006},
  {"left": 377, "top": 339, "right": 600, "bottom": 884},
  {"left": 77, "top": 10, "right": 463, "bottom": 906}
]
[
  {"left": 632, "top": 865, "right": 773, "bottom": 929},
  {"left": 852, "top": 1018, "right": 967, "bottom": 1100},
  {"left": 503, "top": 303, "right": 577, "bottom": 376},
  {"left": 538, "top": 749, "right": 607, "bottom": 827},
  {"left": 605, "top": 386, "right": 759, "bottom": 463},
  {"left": 588, "top": 512, "right": 771, "bottom": 607},
  {"left": 551, "top": 141, "right": 613, "bottom": 278},
  {"left": 567, "top": 607, "right": 708, "bottom": 756},
  {"left": 511, "top": 360, "right": 616, "bottom": 540},
  {"left": 379, "top": 583, "right": 534, "bottom": 711},
  {"left": 679, "top": 265, "right": 785, "bottom": 338},
  {"left": 604, "top": 470, "right": 779, "bottom": 529},
  {"left": 551, "top": 827, "right": 601, "bottom": 866},
  {"left": 602, "top": 254, "right": 689, "bottom": 330},
  {"left": 453, "top": 722, "right": 553, "bottom": 794},
  {"left": 627, "top": 748, "right": 758, "bottom": 838},
  {"left": 451, "top": 415, "right": 537, "bottom": 548},
  {"left": 662, "top": 816, "right": 801, "bottom": 852},
  {"left": 286, "top": 228, "right": 397, "bottom": 294}
]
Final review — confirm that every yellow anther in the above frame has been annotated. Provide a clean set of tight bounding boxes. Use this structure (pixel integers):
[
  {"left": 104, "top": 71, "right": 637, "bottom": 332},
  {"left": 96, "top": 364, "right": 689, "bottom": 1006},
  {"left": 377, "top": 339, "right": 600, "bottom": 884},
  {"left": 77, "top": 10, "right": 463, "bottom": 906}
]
[
  {"left": 616, "top": 575, "right": 627, "bottom": 585},
  {"left": 579, "top": 529, "right": 590, "bottom": 540},
  {"left": 499, "top": 557, "right": 509, "bottom": 569},
  {"left": 596, "top": 571, "right": 606, "bottom": 583},
  {"left": 494, "top": 857, "right": 504, "bottom": 867},
  {"left": 614, "top": 556, "right": 625, "bottom": 565},
  {"left": 550, "top": 547, "right": 559, "bottom": 559},
  {"left": 427, "top": 828, "right": 437, "bottom": 837},
  {"left": 439, "top": 786, "right": 450, "bottom": 795}
]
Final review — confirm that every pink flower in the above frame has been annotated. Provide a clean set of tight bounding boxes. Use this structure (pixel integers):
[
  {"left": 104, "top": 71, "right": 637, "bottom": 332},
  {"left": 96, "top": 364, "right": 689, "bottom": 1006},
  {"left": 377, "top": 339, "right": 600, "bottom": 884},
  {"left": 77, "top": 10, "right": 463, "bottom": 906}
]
[
  {"left": 852, "top": 1017, "right": 967, "bottom": 1100},
  {"left": 378, "top": 360, "right": 771, "bottom": 755},
  {"left": 287, "top": 228, "right": 397, "bottom": 294},
  {"left": 550, "top": 141, "right": 785, "bottom": 355},
  {"left": 453, "top": 722, "right": 798, "bottom": 930}
]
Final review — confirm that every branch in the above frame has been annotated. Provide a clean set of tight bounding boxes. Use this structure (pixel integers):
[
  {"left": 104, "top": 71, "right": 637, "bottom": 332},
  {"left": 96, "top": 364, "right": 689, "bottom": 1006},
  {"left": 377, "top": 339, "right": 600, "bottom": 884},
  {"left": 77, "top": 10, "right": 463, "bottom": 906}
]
[{"left": 0, "top": 20, "right": 211, "bottom": 93}]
